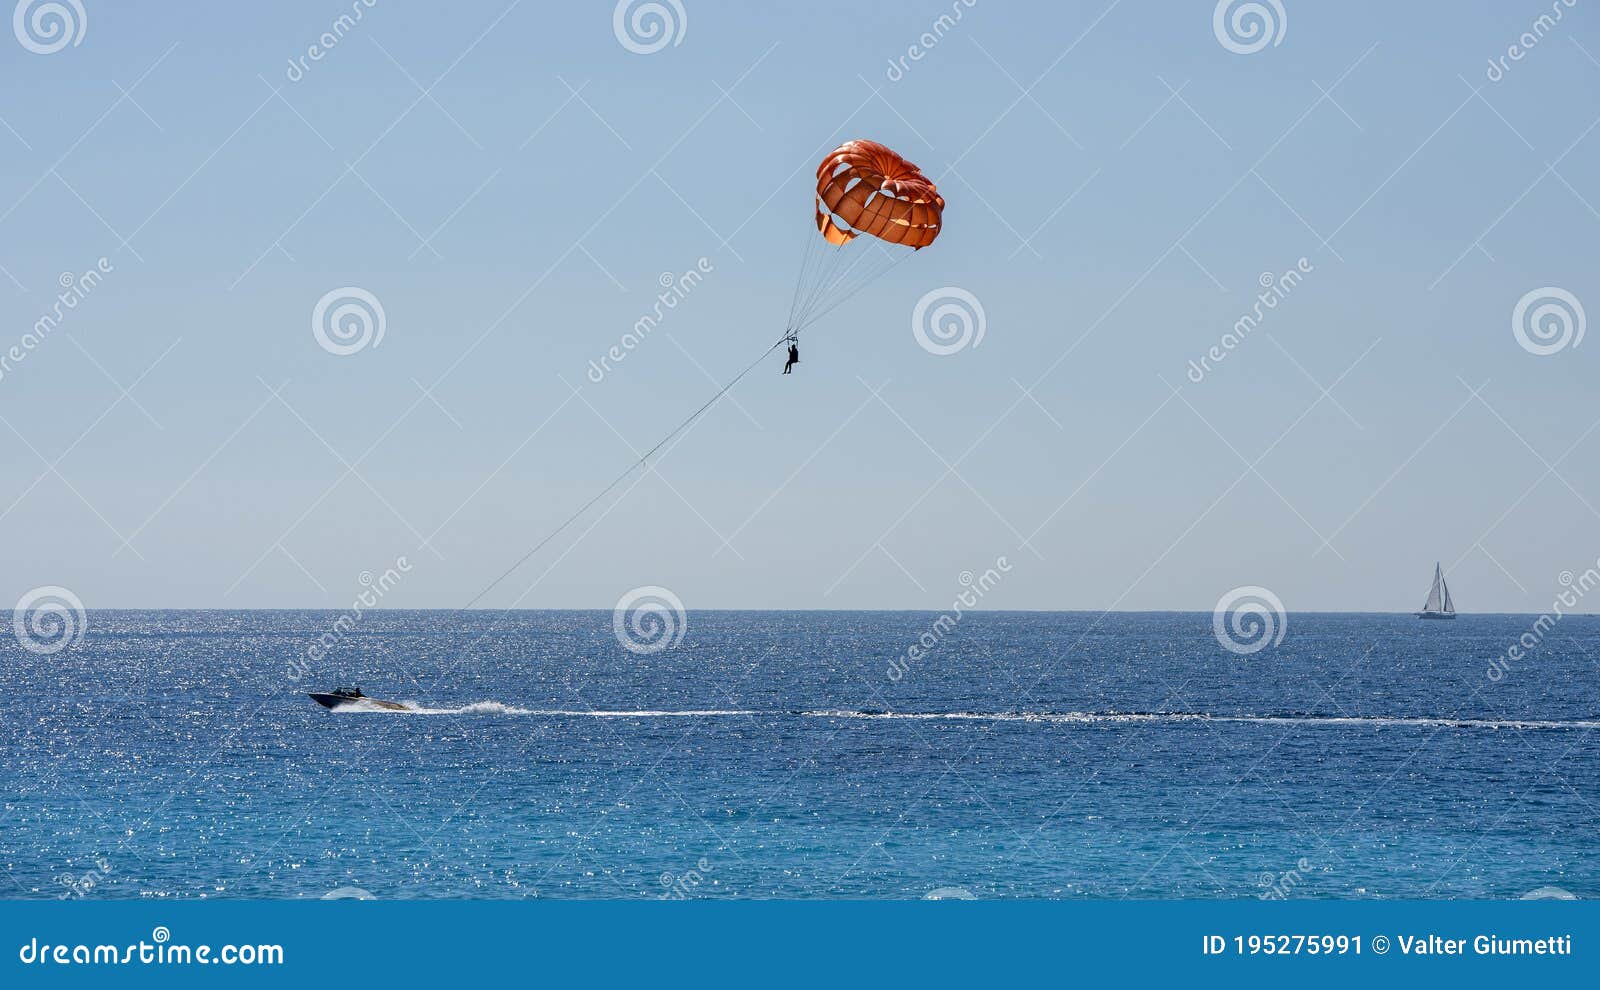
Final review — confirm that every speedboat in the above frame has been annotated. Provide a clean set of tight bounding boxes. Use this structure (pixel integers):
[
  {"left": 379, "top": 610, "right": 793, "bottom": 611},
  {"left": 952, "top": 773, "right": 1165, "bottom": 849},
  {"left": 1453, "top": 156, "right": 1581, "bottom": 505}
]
[{"left": 307, "top": 686, "right": 408, "bottom": 711}]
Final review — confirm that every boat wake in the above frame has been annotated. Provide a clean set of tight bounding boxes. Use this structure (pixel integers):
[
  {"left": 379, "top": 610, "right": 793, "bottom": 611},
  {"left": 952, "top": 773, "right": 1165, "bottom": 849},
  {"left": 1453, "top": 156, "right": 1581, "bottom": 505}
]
[
  {"left": 332, "top": 699, "right": 540, "bottom": 716},
  {"left": 325, "top": 702, "right": 1600, "bottom": 730}
]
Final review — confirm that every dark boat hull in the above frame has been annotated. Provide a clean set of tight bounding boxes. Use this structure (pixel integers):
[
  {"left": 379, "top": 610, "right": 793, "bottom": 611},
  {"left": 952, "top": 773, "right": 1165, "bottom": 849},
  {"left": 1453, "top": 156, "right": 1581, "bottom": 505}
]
[
  {"left": 308, "top": 692, "right": 408, "bottom": 710},
  {"left": 1416, "top": 612, "right": 1457, "bottom": 620}
]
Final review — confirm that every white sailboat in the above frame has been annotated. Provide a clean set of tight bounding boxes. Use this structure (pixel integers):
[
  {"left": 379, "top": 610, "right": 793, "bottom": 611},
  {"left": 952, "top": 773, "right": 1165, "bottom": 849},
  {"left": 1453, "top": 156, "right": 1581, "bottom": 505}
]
[{"left": 1417, "top": 562, "right": 1456, "bottom": 620}]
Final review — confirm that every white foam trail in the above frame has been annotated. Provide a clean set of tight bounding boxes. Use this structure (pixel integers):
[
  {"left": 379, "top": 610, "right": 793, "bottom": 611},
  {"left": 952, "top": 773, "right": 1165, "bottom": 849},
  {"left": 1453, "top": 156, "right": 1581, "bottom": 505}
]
[
  {"left": 327, "top": 702, "right": 1600, "bottom": 730},
  {"left": 403, "top": 701, "right": 538, "bottom": 715},
  {"left": 323, "top": 699, "right": 539, "bottom": 715},
  {"left": 329, "top": 699, "right": 405, "bottom": 713},
  {"left": 805, "top": 711, "right": 1600, "bottom": 730}
]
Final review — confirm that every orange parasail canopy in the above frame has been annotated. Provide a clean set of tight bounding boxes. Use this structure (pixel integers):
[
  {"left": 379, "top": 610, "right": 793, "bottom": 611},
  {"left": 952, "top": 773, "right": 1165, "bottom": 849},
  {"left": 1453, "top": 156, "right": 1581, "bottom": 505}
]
[{"left": 815, "top": 140, "right": 943, "bottom": 250}]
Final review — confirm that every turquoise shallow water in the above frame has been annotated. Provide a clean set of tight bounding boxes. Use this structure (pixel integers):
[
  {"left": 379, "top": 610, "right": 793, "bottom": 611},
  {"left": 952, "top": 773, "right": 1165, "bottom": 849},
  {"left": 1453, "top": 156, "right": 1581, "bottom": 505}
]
[{"left": 2, "top": 610, "right": 1597, "bottom": 899}]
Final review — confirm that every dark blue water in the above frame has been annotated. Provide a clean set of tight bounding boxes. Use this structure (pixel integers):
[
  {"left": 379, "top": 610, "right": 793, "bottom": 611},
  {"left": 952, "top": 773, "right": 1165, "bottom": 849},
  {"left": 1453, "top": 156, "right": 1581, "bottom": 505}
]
[{"left": 3, "top": 610, "right": 1597, "bottom": 900}]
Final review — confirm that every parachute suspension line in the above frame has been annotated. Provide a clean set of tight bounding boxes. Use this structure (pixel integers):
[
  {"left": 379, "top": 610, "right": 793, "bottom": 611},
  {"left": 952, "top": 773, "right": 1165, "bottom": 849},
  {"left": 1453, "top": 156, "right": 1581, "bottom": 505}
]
[
  {"left": 800, "top": 238, "right": 878, "bottom": 329},
  {"left": 834, "top": 245, "right": 905, "bottom": 308},
  {"left": 462, "top": 331, "right": 794, "bottom": 610},
  {"left": 796, "top": 249, "right": 912, "bottom": 333},
  {"left": 784, "top": 232, "right": 915, "bottom": 341},
  {"left": 805, "top": 242, "right": 869, "bottom": 314},
  {"left": 807, "top": 242, "right": 892, "bottom": 320},
  {"left": 825, "top": 248, "right": 904, "bottom": 319},
  {"left": 791, "top": 240, "right": 845, "bottom": 335},
  {"left": 791, "top": 240, "right": 908, "bottom": 335},
  {"left": 783, "top": 221, "right": 818, "bottom": 332},
  {"left": 787, "top": 219, "right": 831, "bottom": 331},
  {"left": 796, "top": 234, "right": 837, "bottom": 329},
  {"left": 786, "top": 225, "right": 839, "bottom": 335}
]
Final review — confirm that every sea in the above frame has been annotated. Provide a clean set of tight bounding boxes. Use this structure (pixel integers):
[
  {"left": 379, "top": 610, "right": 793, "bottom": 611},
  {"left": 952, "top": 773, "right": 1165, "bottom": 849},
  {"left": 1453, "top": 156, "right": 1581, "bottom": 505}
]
[{"left": 2, "top": 610, "right": 1596, "bottom": 900}]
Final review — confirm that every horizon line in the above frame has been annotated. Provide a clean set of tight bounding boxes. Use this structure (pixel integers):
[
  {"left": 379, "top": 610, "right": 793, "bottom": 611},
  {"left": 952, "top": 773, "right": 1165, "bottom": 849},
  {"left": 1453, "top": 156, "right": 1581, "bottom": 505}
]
[{"left": 42, "top": 606, "right": 1595, "bottom": 617}]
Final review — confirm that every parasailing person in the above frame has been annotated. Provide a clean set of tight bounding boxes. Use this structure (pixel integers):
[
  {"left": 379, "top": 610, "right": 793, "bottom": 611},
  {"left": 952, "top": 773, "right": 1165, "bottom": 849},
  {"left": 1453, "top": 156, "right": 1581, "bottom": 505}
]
[
  {"left": 781, "top": 139, "right": 945, "bottom": 373},
  {"left": 464, "top": 139, "right": 945, "bottom": 609}
]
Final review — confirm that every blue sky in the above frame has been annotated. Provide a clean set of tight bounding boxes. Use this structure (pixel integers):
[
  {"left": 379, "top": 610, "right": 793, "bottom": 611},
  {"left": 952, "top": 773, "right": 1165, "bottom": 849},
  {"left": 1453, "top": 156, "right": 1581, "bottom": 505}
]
[{"left": 1, "top": 0, "right": 1597, "bottom": 611}]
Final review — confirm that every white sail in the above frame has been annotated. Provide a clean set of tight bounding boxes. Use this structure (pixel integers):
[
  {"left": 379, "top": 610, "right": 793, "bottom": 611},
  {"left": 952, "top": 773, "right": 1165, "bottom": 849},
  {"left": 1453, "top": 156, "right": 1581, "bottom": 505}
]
[
  {"left": 1419, "top": 562, "right": 1455, "bottom": 617},
  {"left": 1422, "top": 564, "right": 1444, "bottom": 613}
]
